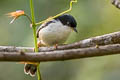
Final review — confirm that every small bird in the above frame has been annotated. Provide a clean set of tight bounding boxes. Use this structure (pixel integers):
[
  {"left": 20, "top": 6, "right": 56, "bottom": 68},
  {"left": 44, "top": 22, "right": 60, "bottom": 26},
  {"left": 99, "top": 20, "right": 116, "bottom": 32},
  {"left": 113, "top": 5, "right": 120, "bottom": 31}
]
[
  {"left": 24, "top": 14, "right": 77, "bottom": 76},
  {"left": 111, "top": 0, "right": 120, "bottom": 9}
]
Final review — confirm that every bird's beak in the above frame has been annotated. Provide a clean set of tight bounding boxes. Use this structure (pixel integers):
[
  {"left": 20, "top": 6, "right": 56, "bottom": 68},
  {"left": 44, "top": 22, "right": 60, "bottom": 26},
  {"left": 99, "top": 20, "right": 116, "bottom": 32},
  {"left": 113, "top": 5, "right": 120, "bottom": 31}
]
[{"left": 73, "top": 27, "right": 78, "bottom": 33}]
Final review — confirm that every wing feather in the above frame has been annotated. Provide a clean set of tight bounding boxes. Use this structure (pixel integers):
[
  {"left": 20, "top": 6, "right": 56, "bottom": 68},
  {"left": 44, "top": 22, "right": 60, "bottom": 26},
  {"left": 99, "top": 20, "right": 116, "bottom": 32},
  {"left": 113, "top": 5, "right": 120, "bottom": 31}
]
[{"left": 36, "top": 20, "right": 55, "bottom": 38}]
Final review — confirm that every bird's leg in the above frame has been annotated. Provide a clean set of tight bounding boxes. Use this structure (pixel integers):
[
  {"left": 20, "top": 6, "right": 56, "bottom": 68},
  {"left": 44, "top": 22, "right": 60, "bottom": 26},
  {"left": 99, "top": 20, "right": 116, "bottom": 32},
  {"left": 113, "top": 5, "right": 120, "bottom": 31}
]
[
  {"left": 33, "top": 41, "right": 41, "bottom": 52},
  {"left": 54, "top": 44, "right": 58, "bottom": 49},
  {"left": 37, "top": 41, "right": 41, "bottom": 48},
  {"left": 54, "top": 43, "right": 67, "bottom": 50},
  {"left": 95, "top": 42, "right": 99, "bottom": 48},
  {"left": 95, "top": 44, "right": 99, "bottom": 48}
]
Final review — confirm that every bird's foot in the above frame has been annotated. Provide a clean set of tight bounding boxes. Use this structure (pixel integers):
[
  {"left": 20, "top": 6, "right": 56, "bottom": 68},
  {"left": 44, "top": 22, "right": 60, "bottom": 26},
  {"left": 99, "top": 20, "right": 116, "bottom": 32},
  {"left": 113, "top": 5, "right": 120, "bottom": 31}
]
[
  {"left": 95, "top": 44, "right": 99, "bottom": 48},
  {"left": 54, "top": 44, "right": 58, "bottom": 49}
]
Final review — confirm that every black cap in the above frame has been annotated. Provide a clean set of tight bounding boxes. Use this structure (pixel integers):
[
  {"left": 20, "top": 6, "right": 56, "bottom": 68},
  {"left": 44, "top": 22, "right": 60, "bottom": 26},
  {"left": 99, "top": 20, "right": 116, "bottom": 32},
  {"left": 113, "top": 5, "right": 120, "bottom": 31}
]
[{"left": 55, "top": 14, "right": 77, "bottom": 28}]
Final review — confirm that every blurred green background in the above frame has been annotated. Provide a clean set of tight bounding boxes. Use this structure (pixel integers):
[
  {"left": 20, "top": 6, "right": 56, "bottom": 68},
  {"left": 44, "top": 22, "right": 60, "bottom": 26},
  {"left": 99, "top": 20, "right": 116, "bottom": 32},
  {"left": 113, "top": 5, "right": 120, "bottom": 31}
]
[{"left": 0, "top": 0, "right": 120, "bottom": 80}]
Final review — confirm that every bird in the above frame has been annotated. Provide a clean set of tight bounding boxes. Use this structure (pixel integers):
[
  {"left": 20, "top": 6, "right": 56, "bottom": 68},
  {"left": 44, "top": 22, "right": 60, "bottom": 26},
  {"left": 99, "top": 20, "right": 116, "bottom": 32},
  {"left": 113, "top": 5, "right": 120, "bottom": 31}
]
[
  {"left": 24, "top": 14, "right": 77, "bottom": 76},
  {"left": 111, "top": 0, "right": 120, "bottom": 9}
]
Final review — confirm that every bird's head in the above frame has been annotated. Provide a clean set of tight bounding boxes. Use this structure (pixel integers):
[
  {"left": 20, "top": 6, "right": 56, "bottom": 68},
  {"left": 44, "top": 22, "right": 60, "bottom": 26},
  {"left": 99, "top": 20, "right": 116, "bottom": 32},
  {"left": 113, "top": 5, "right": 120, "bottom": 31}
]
[{"left": 55, "top": 14, "right": 77, "bottom": 33}]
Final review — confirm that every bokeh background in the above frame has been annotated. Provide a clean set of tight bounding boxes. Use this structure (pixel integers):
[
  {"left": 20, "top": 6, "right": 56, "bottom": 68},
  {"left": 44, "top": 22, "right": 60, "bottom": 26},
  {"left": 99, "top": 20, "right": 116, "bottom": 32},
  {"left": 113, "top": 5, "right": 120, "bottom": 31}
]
[{"left": 0, "top": 0, "right": 120, "bottom": 80}]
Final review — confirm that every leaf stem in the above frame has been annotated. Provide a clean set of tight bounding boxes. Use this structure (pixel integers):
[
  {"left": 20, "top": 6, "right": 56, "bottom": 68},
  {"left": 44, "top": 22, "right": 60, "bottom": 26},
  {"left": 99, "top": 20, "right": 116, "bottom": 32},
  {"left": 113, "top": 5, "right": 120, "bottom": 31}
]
[
  {"left": 23, "top": 14, "right": 32, "bottom": 23},
  {"left": 37, "top": 64, "right": 42, "bottom": 80},
  {"left": 30, "top": 0, "right": 41, "bottom": 80},
  {"left": 32, "top": 26, "right": 38, "bottom": 52},
  {"left": 30, "top": 0, "right": 35, "bottom": 24}
]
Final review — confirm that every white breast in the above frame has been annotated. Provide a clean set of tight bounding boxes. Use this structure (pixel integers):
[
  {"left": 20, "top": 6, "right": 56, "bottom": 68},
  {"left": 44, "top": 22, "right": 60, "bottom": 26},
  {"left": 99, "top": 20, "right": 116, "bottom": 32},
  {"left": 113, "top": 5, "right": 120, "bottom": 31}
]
[{"left": 38, "top": 20, "right": 72, "bottom": 46}]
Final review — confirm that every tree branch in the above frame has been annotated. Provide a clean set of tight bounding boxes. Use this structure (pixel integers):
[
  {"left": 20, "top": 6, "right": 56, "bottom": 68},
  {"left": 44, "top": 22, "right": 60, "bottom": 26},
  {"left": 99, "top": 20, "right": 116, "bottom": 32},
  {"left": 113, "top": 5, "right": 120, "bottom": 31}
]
[
  {"left": 0, "top": 31, "right": 120, "bottom": 62},
  {"left": 0, "top": 44, "right": 120, "bottom": 62},
  {"left": 0, "top": 31, "right": 120, "bottom": 52}
]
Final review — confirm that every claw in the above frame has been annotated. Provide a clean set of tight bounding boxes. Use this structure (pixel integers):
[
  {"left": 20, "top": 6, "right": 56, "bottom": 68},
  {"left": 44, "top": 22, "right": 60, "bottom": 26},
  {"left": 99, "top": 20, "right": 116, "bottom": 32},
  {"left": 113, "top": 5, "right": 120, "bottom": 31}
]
[
  {"left": 37, "top": 41, "right": 41, "bottom": 48},
  {"left": 54, "top": 44, "right": 58, "bottom": 49},
  {"left": 95, "top": 45, "right": 99, "bottom": 48}
]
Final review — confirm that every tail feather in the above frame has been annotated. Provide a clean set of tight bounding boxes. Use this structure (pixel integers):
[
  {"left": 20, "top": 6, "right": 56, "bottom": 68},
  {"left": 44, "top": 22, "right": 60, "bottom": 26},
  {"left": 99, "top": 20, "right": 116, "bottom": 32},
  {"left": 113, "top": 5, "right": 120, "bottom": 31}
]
[
  {"left": 24, "top": 64, "right": 31, "bottom": 74},
  {"left": 29, "top": 65, "right": 37, "bottom": 76},
  {"left": 24, "top": 63, "right": 37, "bottom": 77}
]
